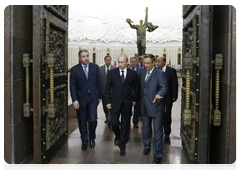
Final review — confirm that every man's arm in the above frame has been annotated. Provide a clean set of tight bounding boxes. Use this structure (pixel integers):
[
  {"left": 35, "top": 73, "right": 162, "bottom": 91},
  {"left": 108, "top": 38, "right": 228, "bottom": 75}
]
[
  {"left": 133, "top": 72, "right": 140, "bottom": 103},
  {"left": 70, "top": 68, "right": 79, "bottom": 110},
  {"left": 144, "top": 7, "right": 148, "bottom": 26},
  {"left": 156, "top": 71, "right": 168, "bottom": 99},
  {"left": 126, "top": 18, "right": 137, "bottom": 29},
  {"left": 97, "top": 65, "right": 102, "bottom": 103},
  {"left": 105, "top": 70, "right": 112, "bottom": 107},
  {"left": 172, "top": 68, "right": 178, "bottom": 102}
]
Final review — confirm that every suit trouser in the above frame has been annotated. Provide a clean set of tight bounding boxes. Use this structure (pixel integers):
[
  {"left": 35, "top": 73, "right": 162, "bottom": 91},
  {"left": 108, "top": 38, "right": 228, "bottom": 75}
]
[
  {"left": 163, "top": 102, "right": 173, "bottom": 136},
  {"left": 102, "top": 96, "right": 111, "bottom": 124},
  {"left": 101, "top": 96, "right": 108, "bottom": 119},
  {"left": 132, "top": 102, "right": 140, "bottom": 124},
  {"left": 142, "top": 110, "right": 163, "bottom": 159},
  {"left": 76, "top": 94, "right": 97, "bottom": 144},
  {"left": 111, "top": 102, "right": 131, "bottom": 150}
]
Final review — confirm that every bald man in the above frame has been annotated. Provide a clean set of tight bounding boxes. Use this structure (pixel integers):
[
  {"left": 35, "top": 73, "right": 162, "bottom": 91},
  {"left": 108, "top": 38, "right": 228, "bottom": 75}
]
[{"left": 156, "top": 56, "right": 178, "bottom": 142}]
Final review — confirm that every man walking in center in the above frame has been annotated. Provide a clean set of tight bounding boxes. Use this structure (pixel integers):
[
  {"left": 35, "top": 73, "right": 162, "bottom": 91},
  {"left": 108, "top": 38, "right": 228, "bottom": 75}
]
[
  {"left": 99, "top": 55, "right": 117, "bottom": 127},
  {"left": 129, "top": 57, "right": 143, "bottom": 128},
  {"left": 141, "top": 54, "right": 167, "bottom": 164},
  {"left": 156, "top": 56, "right": 178, "bottom": 142},
  {"left": 105, "top": 54, "right": 140, "bottom": 156},
  {"left": 70, "top": 49, "right": 102, "bottom": 151}
]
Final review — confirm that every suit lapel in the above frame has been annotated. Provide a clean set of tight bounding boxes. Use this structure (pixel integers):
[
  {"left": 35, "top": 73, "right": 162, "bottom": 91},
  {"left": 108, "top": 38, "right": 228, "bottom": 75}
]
[
  {"left": 145, "top": 68, "right": 157, "bottom": 85},
  {"left": 123, "top": 68, "right": 131, "bottom": 85},
  {"left": 78, "top": 63, "right": 87, "bottom": 81},
  {"left": 115, "top": 68, "right": 122, "bottom": 84}
]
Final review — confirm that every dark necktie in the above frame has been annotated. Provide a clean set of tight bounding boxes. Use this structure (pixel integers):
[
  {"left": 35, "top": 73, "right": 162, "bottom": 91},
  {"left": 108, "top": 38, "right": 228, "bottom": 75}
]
[
  {"left": 121, "top": 70, "right": 124, "bottom": 84},
  {"left": 107, "top": 66, "right": 109, "bottom": 76},
  {"left": 84, "top": 65, "right": 88, "bottom": 79},
  {"left": 145, "top": 71, "right": 150, "bottom": 81}
]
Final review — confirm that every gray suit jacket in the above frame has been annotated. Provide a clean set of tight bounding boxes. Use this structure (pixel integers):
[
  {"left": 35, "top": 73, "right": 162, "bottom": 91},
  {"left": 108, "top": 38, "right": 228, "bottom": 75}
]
[
  {"left": 99, "top": 64, "right": 117, "bottom": 96},
  {"left": 140, "top": 67, "right": 168, "bottom": 117}
]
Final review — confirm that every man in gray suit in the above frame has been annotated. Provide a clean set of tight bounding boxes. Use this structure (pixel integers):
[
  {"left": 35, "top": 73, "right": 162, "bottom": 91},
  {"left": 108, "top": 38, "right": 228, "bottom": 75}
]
[
  {"left": 140, "top": 54, "right": 167, "bottom": 164},
  {"left": 99, "top": 55, "right": 117, "bottom": 127}
]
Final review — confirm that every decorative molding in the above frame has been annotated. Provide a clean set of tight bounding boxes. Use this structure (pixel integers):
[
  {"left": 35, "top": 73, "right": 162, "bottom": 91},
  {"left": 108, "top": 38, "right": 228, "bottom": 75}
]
[
  {"left": 68, "top": 10, "right": 182, "bottom": 44},
  {"left": 45, "top": 18, "right": 68, "bottom": 79},
  {"left": 182, "top": 5, "right": 196, "bottom": 19},
  {"left": 182, "top": 15, "right": 198, "bottom": 82},
  {"left": 46, "top": 84, "right": 68, "bottom": 150},
  {"left": 46, "top": 5, "right": 68, "bottom": 22}
]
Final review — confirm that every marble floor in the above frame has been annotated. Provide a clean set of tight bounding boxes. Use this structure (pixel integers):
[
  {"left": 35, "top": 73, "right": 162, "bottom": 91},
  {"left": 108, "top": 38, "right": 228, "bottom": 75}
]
[{"left": 49, "top": 77, "right": 188, "bottom": 164}]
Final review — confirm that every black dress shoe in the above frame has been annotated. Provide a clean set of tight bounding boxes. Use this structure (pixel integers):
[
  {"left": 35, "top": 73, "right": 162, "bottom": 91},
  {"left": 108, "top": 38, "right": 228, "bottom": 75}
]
[
  {"left": 81, "top": 144, "right": 87, "bottom": 151},
  {"left": 134, "top": 124, "right": 139, "bottom": 128},
  {"left": 120, "top": 149, "right": 126, "bottom": 156},
  {"left": 143, "top": 148, "right": 150, "bottom": 155},
  {"left": 114, "top": 137, "right": 118, "bottom": 146},
  {"left": 90, "top": 139, "right": 95, "bottom": 149},
  {"left": 153, "top": 157, "right": 161, "bottom": 164}
]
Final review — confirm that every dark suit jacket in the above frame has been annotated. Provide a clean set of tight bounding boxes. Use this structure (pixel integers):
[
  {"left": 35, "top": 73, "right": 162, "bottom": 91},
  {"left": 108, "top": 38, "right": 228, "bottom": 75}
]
[
  {"left": 130, "top": 67, "right": 143, "bottom": 95},
  {"left": 164, "top": 66, "right": 178, "bottom": 104},
  {"left": 141, "top": 68, "right": 168, "bottom": 117},
  {"left": 99, "top": 64, "right": 117, "bottom": 96},
  {"left": 70, "top": 62, "right": 102, "bottom": 107},
  {"left": 105, "top": 68, "right": 140, "bottom": 114}
]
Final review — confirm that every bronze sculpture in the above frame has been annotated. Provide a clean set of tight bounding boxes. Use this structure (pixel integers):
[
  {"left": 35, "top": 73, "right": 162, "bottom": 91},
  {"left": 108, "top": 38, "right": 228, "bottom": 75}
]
[{"left": 126, "top": 7, "right": 158, "bottom": 56}]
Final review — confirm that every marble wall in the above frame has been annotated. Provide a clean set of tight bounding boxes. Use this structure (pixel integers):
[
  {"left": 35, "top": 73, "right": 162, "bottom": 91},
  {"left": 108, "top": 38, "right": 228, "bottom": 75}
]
[
  {"left": 4, "top": 5, "right": 33, "bottom": 164},
  {"left": 209, "top": 5, "right": 236, "bottom": 164}
]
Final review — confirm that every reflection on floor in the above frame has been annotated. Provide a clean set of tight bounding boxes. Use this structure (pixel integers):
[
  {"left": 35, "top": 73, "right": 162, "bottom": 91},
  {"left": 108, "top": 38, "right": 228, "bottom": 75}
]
[{"left": 49, "top": 77, "right": 188, "bottom": 164}]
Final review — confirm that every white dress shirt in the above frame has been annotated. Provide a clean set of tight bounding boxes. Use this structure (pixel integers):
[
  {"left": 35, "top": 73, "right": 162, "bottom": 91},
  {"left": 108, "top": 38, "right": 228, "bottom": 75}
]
[
  {"left": 105, "top": 65, "right": 111, "bottom": 75},
  {"left": 119, "top": 67, "right": 127, "bottom": 79},
  {"left": 162, "top": 65, "right": 167, "bottom": 72},
  {"left": 145, "top": 66, "right": 155, "bottom": 80}
]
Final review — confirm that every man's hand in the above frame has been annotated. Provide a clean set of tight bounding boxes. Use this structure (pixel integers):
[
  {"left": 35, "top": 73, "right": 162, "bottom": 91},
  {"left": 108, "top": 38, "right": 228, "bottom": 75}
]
[
  {"left": 106, "top": 104, "right": 112, "bottom": 109},
  {"left": 146, "top": 7, "right": 148, "bottom": 12},
  {"left": 152, "top": 94, "right": 163, "bottom": 103},
  {"left": 133, "top": 101, "right": 136, "bottom": 106},
  {"left": 73, "top": 101, "right": 80, "bottom": 110},
  {"left": 172, "top": 98, "right": 177, "bottom": 102}
]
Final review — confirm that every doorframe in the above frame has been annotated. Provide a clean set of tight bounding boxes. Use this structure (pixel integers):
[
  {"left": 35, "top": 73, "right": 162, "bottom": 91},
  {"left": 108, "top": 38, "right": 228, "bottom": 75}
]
[{"left": 32, "top": 5, "right": 42, "bottom": 164}]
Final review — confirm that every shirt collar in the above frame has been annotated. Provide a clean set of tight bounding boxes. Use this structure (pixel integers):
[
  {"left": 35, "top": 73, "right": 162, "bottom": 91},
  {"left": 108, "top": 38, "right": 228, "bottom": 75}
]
[
  {"left": 162, "top": 65, "right": 167, "bottom": 72},
  {"left": 148, "top": 66, "right": 155, "bottom": 74},
  {"left": 81, "top": 63, "right": 89, "bottom": 68},
  {"left": 119, "top": 67, "right": 127, "bottom": 73},
  {"left": 106, "top": 65, "right": 111, "bottom": 69},
  {"left": 130, "top": 66, "right": 136, "bottom": 71}
]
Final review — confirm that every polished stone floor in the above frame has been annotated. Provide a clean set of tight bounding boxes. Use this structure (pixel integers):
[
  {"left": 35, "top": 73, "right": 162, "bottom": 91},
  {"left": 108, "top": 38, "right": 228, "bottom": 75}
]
[{"left": 49, "top": 77, "right": 188, "bottom": 164}]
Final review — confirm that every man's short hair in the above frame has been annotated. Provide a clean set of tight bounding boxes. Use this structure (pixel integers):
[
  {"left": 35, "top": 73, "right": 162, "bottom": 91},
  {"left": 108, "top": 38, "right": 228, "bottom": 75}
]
[
  {"left": 104, "top": 55, "right": 112, "bottom": 60},
  {"left": 130, "top": 57, "right": 138, "bottom": 61},
  {"left": 78, "top": 49, "right": 89, "bottom": 57},
  {"left": 118, "top": 54, "right": 128, "bottom": 62},
  {"left": 144, "top": 54, "right": 155, "bottom": 63}
]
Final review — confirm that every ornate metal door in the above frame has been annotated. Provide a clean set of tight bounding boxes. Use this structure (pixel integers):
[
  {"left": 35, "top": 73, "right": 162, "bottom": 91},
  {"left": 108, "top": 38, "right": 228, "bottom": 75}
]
[
  {"left": 31, "top": 5, "right": 68, "bottom": 164},
  {"left": 181, "top": 5, "right": 212, "bottom": 163}
]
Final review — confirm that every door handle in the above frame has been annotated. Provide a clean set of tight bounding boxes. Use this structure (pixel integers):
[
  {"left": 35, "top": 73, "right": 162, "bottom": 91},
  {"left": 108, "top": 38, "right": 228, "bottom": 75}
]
[
  {"left": 183, "top": 53, "right": 193, "bottom": 125},
  {"left": 43, "top": 53, "right": 56, "bottom": 118},
  {"left": 23, "top": 54, "right": 33, "bottom": 117},
  {"left": 212, "top": 54, "right": 223, "bottom": 126}
]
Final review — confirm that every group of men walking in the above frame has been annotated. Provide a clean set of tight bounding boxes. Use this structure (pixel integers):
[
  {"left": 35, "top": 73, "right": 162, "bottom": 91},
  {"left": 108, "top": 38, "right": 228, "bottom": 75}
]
[{"left": 70, "top": 49, "right": 178, "bottom": 164}]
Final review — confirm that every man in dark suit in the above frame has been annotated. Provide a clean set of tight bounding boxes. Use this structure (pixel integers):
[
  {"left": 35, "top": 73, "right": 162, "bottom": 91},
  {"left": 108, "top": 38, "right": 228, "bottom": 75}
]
[
  {"left": 129, "top": 57, "right": 143, "bottom": 128},
  {"left": 99, "top": 55, "right": 117, "bottom": 126},
  {"left": 156, "top": 56, "right": 178, "bottom": 142},
  {"left": 141, "top": 54, "right": 167, "bottom": 164},
  {"left": 70, "top": 49, "right": 102, "bottom": 151},
  {"left": 105, "top": 54, "right": 140, "bottom": 156},
  {"left": 137, "top": 55, "right": 145, "bottom": 69}
]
